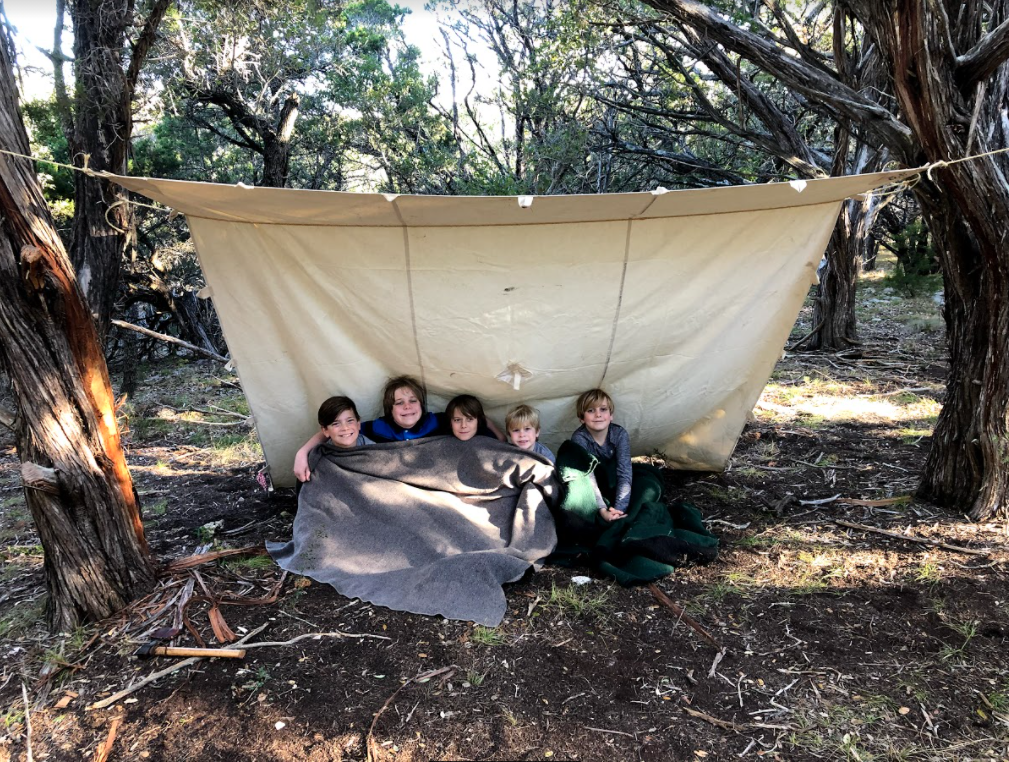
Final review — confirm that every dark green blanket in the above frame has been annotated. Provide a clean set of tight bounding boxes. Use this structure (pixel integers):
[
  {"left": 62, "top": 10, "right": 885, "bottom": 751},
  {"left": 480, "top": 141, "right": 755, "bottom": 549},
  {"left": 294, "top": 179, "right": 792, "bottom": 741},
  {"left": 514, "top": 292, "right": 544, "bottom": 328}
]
[{"left": 549, "top": 440, "right": 719, "bottom": 585}]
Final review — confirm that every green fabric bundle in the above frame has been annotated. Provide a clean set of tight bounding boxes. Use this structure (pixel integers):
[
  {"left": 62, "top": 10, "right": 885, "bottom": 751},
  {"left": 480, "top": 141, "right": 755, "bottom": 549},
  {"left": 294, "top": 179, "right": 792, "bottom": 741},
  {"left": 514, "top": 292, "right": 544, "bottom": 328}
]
[{"left": 550, "top": 440, "right": 719, "bottom": 585}]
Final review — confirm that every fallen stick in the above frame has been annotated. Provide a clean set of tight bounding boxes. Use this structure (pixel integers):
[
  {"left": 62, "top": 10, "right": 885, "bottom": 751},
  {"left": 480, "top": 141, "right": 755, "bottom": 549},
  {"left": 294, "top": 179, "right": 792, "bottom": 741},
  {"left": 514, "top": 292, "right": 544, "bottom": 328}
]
[
  {"left": 163, "top": 546, "right": 267, "bottom": 572},
  {"left": 111, "top": 319, "right": 229, "bottom": 363},
  {"left": 241, "top": 630, "right": 392, "bottom": 650},
  {"left": 834, "top": 519, "right": 990, "bottom": 556},
  {"left": 648, "top": 583, "right": 723, "bottom": 650},
  {"left": 92, "top": 716, "right": 121, "bottom": 762},
  {"left": 367, "top": 666, "right": 456, "bottom": 762},
  {"left": 786, "top": 320, "right": 824, "bottom": 351},
  {"left": 838, "top": 496, "right": 911, "bottom": 507},
  {"left": 681, "top": 706, "right": 795, "bottom": 734},
  {"left": 683, "top": 705, "right": 743, "bottom": 731},
  {"left": 797, "top": 493, "right": 841, "bottom": 506},
  {"left": 22, "top": 683, "right": 32, "bottom": 762},
  {"left": 88, "top": 623, "right": 269, "bottom": 711}
]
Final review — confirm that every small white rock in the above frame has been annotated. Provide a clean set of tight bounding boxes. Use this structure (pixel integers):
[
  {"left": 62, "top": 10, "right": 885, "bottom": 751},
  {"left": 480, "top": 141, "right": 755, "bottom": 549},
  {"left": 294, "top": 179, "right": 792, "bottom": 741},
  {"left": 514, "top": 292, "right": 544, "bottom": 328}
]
[
  {"left": 275, "top": 721, "right": 286, "bottom": 730},
  {"left": 571, "top": 576, "right": 592, "bottom": 586}
]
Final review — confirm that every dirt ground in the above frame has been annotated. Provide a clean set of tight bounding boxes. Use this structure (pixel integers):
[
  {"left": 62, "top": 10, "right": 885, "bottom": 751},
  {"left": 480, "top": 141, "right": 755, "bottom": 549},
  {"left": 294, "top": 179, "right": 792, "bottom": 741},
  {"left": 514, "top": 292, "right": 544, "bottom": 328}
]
[{"left": 1, "top": 265, "right": 1008, "bottom": 761}]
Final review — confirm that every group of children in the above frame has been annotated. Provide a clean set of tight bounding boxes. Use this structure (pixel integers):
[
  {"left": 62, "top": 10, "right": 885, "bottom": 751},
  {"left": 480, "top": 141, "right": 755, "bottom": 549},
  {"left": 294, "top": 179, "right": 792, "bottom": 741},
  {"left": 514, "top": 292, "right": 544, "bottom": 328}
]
[{"left": 294, "top": 375, "right": 632, "bottom": 522}]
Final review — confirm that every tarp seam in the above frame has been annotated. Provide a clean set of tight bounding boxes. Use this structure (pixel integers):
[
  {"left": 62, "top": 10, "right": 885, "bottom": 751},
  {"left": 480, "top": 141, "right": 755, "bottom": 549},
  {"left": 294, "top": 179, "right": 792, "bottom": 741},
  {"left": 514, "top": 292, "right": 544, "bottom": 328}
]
[
  {"left": 599, "top": 219, "right": 633, "bottom": 388},
  {"left": 391, "top": 198, "right": 426, "bottom": 387}
]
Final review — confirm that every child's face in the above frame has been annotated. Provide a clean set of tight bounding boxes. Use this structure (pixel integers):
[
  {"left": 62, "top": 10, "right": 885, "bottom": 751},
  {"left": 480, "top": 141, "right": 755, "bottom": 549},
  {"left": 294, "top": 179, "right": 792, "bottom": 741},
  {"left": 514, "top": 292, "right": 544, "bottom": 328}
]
[
  {"left": 391, "top": 386, "right": 422, "bottom": 429},
  {"left": 508, "top": 423, "right": 539, "bottom": 450},
  {"left": 451, "top": 411, "right": 478, "bottom": 441},
  {"left": 581, "top": 402, "right": 613, "bottom": 434},
  {"left": 322, "top": 409, "right": 361, "bottom": 448}
]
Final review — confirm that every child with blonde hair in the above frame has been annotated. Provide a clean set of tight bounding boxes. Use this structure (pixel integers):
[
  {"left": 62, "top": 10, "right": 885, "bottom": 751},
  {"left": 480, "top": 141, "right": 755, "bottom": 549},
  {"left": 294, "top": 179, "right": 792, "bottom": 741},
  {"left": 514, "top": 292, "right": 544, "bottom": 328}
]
[
  {"left": 571, "top": 389, "right": 630, "bottom": 522},
  {"left": 505, "top": 404, "right": 554, "bottom": 462}
]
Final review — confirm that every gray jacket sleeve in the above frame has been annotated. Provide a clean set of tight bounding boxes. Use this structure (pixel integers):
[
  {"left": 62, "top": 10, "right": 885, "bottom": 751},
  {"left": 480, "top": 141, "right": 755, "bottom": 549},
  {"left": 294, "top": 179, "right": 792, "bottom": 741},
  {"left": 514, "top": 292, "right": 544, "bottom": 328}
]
[{"left": 611, "top": 425, "right": 633, "bottom": 514}]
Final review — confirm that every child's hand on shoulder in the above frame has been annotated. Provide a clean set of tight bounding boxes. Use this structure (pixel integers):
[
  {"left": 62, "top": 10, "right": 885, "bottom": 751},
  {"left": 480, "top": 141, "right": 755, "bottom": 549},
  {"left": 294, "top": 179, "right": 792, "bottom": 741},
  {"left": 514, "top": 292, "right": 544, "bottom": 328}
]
[{"left": 599, "top": 506, "right": 626, "bottom": 522}]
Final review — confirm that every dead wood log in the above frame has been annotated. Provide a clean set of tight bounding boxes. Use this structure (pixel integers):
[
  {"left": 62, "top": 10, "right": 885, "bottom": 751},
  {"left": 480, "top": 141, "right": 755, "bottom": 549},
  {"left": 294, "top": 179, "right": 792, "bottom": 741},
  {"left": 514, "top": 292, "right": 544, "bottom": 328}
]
[
  {"left": 111, "top": 319, "right": 229, "bottom": 363},
  {"left": 834, "top": 519, "right": 990, "bottom": 556},
  {"left": 648, "top": 583, "right": 723, "bottom": 650}
]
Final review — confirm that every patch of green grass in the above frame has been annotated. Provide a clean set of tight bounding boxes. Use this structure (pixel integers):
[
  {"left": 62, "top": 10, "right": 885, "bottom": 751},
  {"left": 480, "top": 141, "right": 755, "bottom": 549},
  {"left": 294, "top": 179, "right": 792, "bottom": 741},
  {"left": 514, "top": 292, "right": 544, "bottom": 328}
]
[
  {"left": 1, "top": 495, "right": 27, "bottom": 512},
  {"left": 986, "top": 687, "right": 1009, "bottom": 711},
  {"left": 220, "top": 554, "right": 274, "bottom": 572},
  {"left": 4, "top": 544, "right": 43, "bottom": 557},
  {"left": 546, "top": 582, "right": 612, "bottom": 618},
  {"left": 147, "top": 499, "right": 168, "bottom": 517},
  {"left": 465, "top": 670, "right": 486, "bottom": 687},
  {"left": 858, "top": 693, "right": 898, "bottom": 725},
  {"left": 280, "top": 588, "right": 307, "bottom": 610},
  {"left": 897, "top": 314, "right": 944, "bottom": 334},
  {"left": 471, "top": 626, "right": 507, "bottom": 647},
  {"left": 734, "top": 533, "right": 779, "bottom": 550},
  {"left": 898, "top": 426, "right": 932, "bottom": 444},
  {"left": 723, "top": 571, "right": 757, "bottom": 594},
  {"left": 2, "top": 707, "right": 25, "bottom": 731},
  {"left": 700, "top": 580, "right": 733, "bottom": 603},
  {"left": 941, "top": 618, "right": 978, "bottom": 661},
  {"left": 914, "top": 560, "right": 943, "bottom": 587},
  {"left": 752, "top": 441, "right": 780, "bottom": 460},
  {"left": 733, "top": 466, "right": 761, "bottom": 478},
  {"left": 0, "top": 595, "right": 46, "bottom": 639},
  {"left": 896, "top": 674, "right": 930, "bottom": 705},
  {"left": 202, "top": 433, "right": 263, "bottom": 467},
  {"left": 794, "top": 411, "right": 827, "bottom": 428},
  {"left": 131, "top": 417, "right": 173, "bottom": 441},
  {"left": 703, "top": 484, "right": 748, "bottom": 503}
]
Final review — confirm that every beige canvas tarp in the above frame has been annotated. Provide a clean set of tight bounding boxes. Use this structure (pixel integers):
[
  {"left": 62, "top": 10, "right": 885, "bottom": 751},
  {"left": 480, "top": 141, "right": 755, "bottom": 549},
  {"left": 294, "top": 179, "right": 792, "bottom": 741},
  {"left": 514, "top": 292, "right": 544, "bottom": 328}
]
[{"left": 113, "top": 170, "right": 920, "bottom": 487}]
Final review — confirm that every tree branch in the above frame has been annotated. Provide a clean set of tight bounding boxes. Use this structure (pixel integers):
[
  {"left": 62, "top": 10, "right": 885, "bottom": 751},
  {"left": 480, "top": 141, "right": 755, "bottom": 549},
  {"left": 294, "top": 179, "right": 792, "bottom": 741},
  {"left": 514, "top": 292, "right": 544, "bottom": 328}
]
[
  {"left": 124, "top": 0, "right": 173, "bottom": 104},
  {"left": 48, "top": 0, "right": 73, "bottom": 140},
  {"left": 641, "top": 0, "right": 915, "bottom": 158},
  {"left": 21, "top": 462, "right": 60, "bottom": 494},
  {"left": 111, "top": 319, "right": 229, "bottom": 363},
  {"left": 957, "top": 16, "right": 1009, "bottom": 88}
]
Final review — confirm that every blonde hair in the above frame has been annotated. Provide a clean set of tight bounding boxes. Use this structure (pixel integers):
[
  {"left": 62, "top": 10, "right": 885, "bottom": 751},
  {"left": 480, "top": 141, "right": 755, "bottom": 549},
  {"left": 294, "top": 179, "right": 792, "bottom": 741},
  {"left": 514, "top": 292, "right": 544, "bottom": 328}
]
[
  {"left": 575, "top": 388, "right": 614, "bottom": 419},
  {"left": 505, "top": 404, "right": 540, "bottom": 431}
]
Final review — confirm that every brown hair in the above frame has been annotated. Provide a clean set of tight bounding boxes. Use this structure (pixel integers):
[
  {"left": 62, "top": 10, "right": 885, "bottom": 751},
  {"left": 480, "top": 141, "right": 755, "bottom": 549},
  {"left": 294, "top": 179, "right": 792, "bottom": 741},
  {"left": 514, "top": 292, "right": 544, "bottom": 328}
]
[
  {"left": 505, "top": 404, "right": 540, "bottom": 431},
  {"left": 382, "top": 375, "right": 427, "bottom": 417},
  {"left": 575, "top": 388, "right": 614, "bottom": 419},
  {"left": 445, "top": 394, "right": 487, "bottom": 427},
  {"left": 317, "top": 396, "right": 359, "bottom": 427}
]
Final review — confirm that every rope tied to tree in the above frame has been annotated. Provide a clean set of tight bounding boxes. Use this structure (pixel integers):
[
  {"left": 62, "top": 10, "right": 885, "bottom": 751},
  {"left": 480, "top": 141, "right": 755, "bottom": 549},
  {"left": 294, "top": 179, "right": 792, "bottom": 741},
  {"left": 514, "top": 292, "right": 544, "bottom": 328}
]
[{"left": 4, "top": 143, "right": 1009, "bottom": 213}]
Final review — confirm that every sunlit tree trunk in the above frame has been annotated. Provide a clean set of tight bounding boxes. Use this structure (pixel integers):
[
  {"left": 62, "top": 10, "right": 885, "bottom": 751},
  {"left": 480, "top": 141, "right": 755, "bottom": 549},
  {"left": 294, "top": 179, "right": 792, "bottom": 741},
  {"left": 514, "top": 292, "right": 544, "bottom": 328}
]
[{"left": 0, "top": 25, "right": 154, "bottom": 630}]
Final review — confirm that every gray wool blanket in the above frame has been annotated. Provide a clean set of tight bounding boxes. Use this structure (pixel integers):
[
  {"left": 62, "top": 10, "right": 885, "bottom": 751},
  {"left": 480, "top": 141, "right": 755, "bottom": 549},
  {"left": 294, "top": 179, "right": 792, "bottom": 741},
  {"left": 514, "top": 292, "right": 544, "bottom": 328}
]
[{"left": 266, "top": 436, "right": 559, "bottom": 626}]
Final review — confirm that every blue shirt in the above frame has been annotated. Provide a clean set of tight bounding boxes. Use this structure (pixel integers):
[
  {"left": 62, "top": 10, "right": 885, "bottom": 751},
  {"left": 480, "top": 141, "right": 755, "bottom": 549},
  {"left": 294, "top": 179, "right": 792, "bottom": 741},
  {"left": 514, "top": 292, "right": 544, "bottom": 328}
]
[{"left": 363, "top": 412, "right": 445, "bottom": 443}]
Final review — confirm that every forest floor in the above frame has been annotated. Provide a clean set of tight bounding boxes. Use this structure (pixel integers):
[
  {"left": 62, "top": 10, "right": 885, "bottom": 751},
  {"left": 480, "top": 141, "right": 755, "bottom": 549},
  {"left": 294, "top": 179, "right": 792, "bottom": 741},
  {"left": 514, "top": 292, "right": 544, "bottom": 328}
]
[{"left": 1, "top": 260, "right": 1008, "bottom": 762}]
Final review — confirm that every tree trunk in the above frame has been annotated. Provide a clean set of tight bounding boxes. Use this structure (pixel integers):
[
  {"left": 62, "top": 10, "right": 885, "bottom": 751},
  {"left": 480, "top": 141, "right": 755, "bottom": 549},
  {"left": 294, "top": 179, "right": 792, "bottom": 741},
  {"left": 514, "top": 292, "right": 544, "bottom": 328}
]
[
  {"left": 261, "top": 93, "right": 300, "bottom": 188},
  {"left": 641, "top": 0, "right": 1009, "bottom": 521},
  {"left": 861, "top": 1, "right": 1009, "bottom": 521},
  {"left": 0, "top": 32, "right": 154, "bottom": 630},
  {"left": 67, "top": 0, "right": 172, "bottom": 335}
]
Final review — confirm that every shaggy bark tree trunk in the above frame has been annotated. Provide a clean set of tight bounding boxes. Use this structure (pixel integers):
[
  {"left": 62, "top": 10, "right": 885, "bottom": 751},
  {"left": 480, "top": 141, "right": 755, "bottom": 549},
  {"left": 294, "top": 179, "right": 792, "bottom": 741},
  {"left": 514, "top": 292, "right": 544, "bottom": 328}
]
[
  {"left": 873, "top": 2, "right": 1009, "bottom": 521},
  {"left": 67, "top": 0, "right": 172, "bottom": 335},
  {"left": 0, "top": 30, "right": 154, "bottom": 630},
  {"left": 811, "top": 140, "right": 887, "bottom": 350},
  {"left": 643, "top": 0, "right": 1009, "bottom": 520}
]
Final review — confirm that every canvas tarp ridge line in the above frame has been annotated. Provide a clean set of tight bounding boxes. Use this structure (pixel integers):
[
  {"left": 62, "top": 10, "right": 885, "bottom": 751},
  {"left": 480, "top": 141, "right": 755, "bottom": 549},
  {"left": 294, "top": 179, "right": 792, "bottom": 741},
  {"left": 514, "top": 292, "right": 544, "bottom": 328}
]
[{"left": 110, "top": 169, "right": 921, "bottom": 488}]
